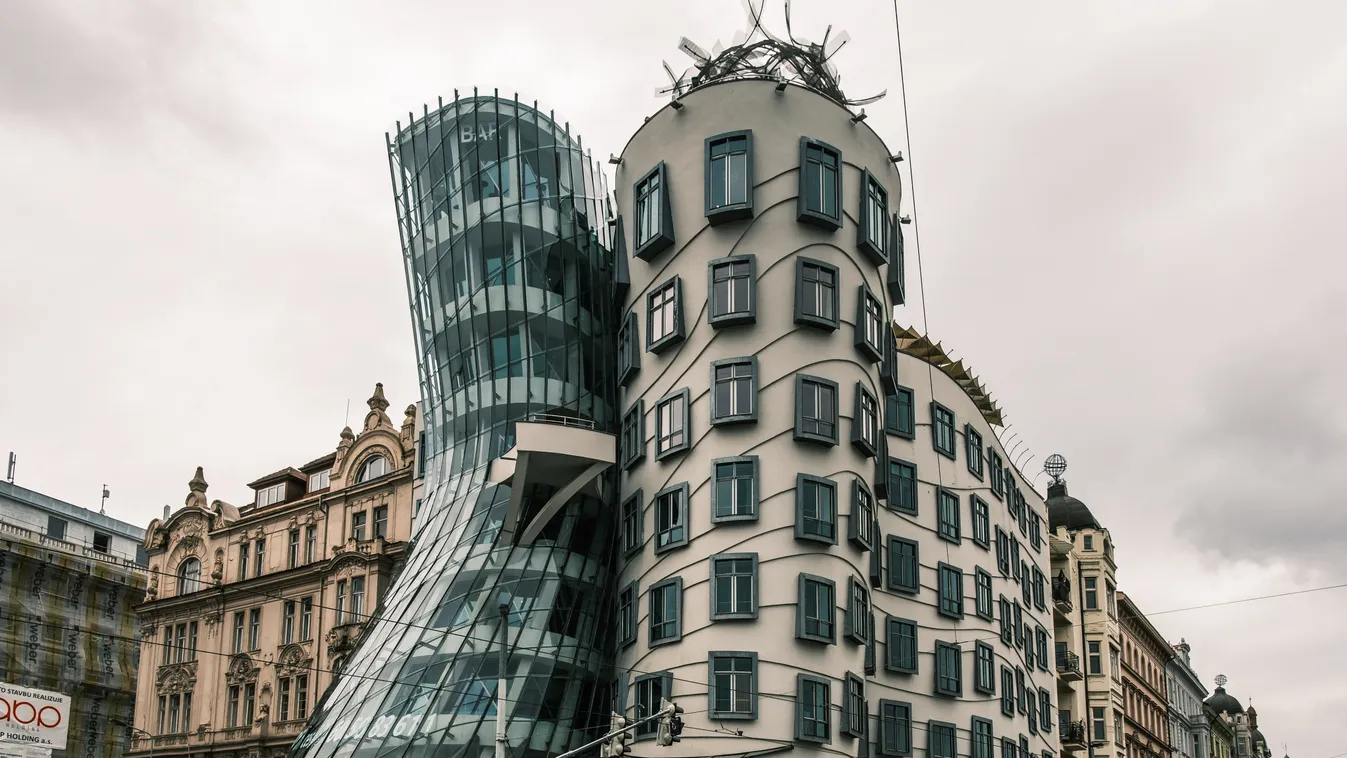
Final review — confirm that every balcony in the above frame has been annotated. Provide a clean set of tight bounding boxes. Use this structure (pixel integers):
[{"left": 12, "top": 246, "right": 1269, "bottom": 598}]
[
  {"left": 1056, "top": 650, "right": 1083, "bottom": 683},
  {"left": 486, "top": 414, "right": 616, "bottom": 545},
  {"left": 1059, "top": 719, "right": 1087, "bottom": 751},
  {"left": 1052, "top": 576, "right": 1074, "bottom": 622}
]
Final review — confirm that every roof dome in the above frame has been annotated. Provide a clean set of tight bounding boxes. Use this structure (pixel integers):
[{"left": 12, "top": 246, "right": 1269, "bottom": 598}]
[
  {"left": 1205, "top": 686, "right": 1244, "bottom": 716},
  {"left": 1047, "top": 481, "right": 1101, "bottom": 530}
]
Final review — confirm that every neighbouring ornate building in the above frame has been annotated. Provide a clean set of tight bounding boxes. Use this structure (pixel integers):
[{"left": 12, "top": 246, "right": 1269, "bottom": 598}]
[
  {"left": 1047, "top": 474, "right": 1126, "bottom": 758},
  {"left": 1166, "top": 639, "right": 1210, "bottom": 758},
  {"left": 1118, "top": 593, "right": 1172, "bottom": 758},
  {"left": 1204, "top": 677, "right": 1271, "bottom": 758},
  {"left": 126, "top": 384, "right": 422, "bottom": 758},
  {"left": 1048, "top": 509, "right": 1087, "bottom": 755}
]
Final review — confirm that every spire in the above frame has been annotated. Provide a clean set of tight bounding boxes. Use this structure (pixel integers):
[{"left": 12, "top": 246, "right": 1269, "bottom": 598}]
[
  {"left": 368, "top": 383, "right": 390, "bottom": 413},
  {"left": 363, "top": 383, "right": 393, "bottom": 432},
  {"left": 185, "top": 467, "right": 209, "bottom": 509}
]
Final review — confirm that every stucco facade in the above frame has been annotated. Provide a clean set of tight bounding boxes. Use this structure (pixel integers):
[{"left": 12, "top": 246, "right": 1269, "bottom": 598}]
[
  {"left": 126, "top": 384, "right": 420, "bottom": 758},
  {"left": 1166, "top": 641, "right": 1209, "bottom": 758},
  {"left": 612, "top": 77, "right": 1057, "bottom": 758},
  {"left": 1049, "top": 528, "right": 1087, "bottom": 755},
  {"left": 1118, "top": 593, "right": 1172, "bottom": 758}
]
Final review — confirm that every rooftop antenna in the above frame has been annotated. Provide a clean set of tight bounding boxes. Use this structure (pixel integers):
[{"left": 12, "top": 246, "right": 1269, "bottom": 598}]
[
  {"left": 1043, "top": 453, "right": 1067, "bottom": 485},
  {"left": 345, "top": 399, "right": 351, "bottom": 428},
  {"left": 6, "top": 452, "right": 14, "bottom": 483},
  {"left": 100, "top": 484, "right": 110, "bottom": 515}
]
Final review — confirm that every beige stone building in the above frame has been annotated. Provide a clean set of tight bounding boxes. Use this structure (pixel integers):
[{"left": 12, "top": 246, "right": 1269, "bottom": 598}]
[{"left": 126, "top": 384, "right": 422, "bottom": 758}]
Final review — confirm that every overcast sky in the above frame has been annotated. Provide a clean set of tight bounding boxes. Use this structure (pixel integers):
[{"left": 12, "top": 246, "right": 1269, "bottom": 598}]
[{"left": 1, "top": 0, "right": 1343, "bottom": 753}]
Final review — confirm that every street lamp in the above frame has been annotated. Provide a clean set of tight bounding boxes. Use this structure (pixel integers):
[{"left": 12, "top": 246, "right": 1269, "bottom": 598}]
[
  {"left": 111, "top": 718, "right": 153, "bottom": 758},
  {"left": 496, "top": 591, "right": 511, "bottom": 758}
]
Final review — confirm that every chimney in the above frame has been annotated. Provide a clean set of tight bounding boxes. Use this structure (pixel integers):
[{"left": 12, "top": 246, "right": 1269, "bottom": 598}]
[{"left": 163, "top": 504, "right": 171, "bottom": 521}]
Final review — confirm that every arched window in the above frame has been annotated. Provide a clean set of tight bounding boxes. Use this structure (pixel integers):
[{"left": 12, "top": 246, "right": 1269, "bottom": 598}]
[
  {"left": 177, "top": 558, "right": 202, "bottom": 595},
  {"left": 357, "top": 455, "right": 388, "bottom": 483}
]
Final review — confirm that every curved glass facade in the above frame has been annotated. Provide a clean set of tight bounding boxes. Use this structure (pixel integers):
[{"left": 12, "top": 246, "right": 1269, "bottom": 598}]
[{"left": 292, "top": 94, "right": 620, "bottom": 758}]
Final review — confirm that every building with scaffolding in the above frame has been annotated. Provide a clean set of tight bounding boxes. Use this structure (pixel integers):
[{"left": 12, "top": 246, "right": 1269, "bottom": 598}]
[{"left": 0, "top": 479, "right": 147, "bottom": 758}]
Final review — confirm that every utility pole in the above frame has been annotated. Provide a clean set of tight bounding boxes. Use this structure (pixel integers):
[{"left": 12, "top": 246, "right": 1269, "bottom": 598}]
[
  {"left": 496, "top": 593, "right": 510, "bottom": 758},
  {"left": 557, "top": 700, "right": 678, "bottom": 758}
]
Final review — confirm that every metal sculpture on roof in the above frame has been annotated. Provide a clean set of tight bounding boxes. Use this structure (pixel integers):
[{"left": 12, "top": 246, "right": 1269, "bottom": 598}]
[{"left": 659, "top": 0, "right": 887, "bottom": 107}]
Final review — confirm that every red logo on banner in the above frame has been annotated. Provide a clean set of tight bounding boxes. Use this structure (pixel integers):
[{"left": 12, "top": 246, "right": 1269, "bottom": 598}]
[{"left": 0, "top": 695, "right": 63, "bottom": 727}]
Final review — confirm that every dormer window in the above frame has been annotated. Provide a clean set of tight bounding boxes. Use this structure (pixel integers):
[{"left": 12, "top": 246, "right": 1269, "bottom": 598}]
[
  {"left": 308, "top": 471, "right": 330, "bottom": 492},
  {"left": 257, "top": 483, "right": 286, "bottom": 508},
  {"left": 357, "top": 456, "right": 388, "bottom": 483}
]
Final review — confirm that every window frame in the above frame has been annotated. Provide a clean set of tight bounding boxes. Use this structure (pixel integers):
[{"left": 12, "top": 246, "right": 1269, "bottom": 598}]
[
  {"left": 842, "top": 672, "right": 867, "bottom": 738},
  {"left": 934, "top": 640, "right": 963, "bottom": 697},
  {"left": 851, "top": 382, "right": 880, "bottom": 457},
  {"left": 972, "top": 717, "right": 995, "bottom": 758},
  {"left": 1000, "top": 667, "right": 1015, "bottom": 716},
  {"left": 645, "top": 276, "right": 685, "bottom": 354},
  {"left": 620, "top": 401, "right": 645, "bottom": 470},
  {"left": 652, "top": 482, "right": 690, "bottom": 553},
  {"left": 633, "top": 162, "right": 675, "bottom": 260},
  {"left": 647, "top": 576, "right": 684, "bottom": 648},
  {"left": 936, "top": 563, "right": 964, "bottom": 619},
  {"left": 886, "top": 458, "right": 918, "bottom": 515},
  {"left": 975, "top": 568, "right": 994, "bottom": 621},
  {"left": 795, "top": 473, "right": 839, "bottom": 545},
  {"left": 887, "top": 386, "right": 915, "bottom": 439},
  {"left": 885, "top": 616, "right": 918, "bottom": 674},
  {"left": 617, "top": 311, "right": 640, "bottom": 386},
  {"left": 794, "top": 374, "right": 840, "bottom": 446},
  {"left": 711, "top": 456, "right": 760, "bottom": 524},
  {"left": 929, "top": 721, "right": 958, "bottom": 758},
  {"left": 930, "top": 401, "right": 957, "bottom": 460},
  {"left": 886, "top": 535, "right": 920, "bottom": 594},
  {"left": 1039, "top": 689, "right": 1053, "bottom": 732},
  {"left": 845, "top": 577, "right": 870, "bottom": 644},
  {"left": 621, "top": 489, "right": 643, "bottom": 558},
  {"left": 793, "top": 257, "right": 841, "bottom": 330},
  {"left": 634, "top": 672, "right": 672, "bottom": 740},
  {"left": 878, "top": 699, "right": 913, "bottom": 757},
  {"left": 795, "top": 672, "right": 833, "bottom": 744},
  {"left": 974, "top": 641, "right": 996, "bottom": 695},
  {"left": 705, "top": 131, "right": 755, "bottom": 224},
  {"left": 848, "top": 479, "right": 876, "bottom": 551},
  {"left": 971, "top": 495, "right": 991, "bottom": 549},
  {"left": 937, "top": 488, "right": 962, "bottom": 544},
  {"left": 857, "top": 169, "right": 890, "bottom": 264},
  {"left": 796, "top": 572, "right": 837, "bottom": 645},
  {"left": 966, "top": 424, "right": 985, "bottom": 480},
  {"left": 653, "top": 388, "right": 691, "bottom": 461},
  {"left": 708, "top": 651, "right": 759, "bottom": 720},
  {"left": 617, "top": 581, "right": 638, "bottom": 648},
  {"left": 989, "top": 450, "right": 1005, "bottom": 499},
  {"left": 707, "top": 253, "right": 757, "bottom": 327},
  {"left": 710, "top": 357, "right": 758, "bottom": 426},
  {"left": 710, "top": 552, "right": 759, "bottom": 621},
  {"left": 854, "top": 284, "right": 886, "bottom": 362},
  {"left": 797, "top": 137, "right": 843, "bottom": 231}
]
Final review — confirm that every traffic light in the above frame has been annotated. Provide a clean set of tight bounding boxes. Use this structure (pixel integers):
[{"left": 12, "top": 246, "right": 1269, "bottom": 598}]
[
  {"left": 602, "top": 713, "right": 632, "bottom": 758},
  {"left": 656, "top": 698, "right": 685, "bottom": 747}
]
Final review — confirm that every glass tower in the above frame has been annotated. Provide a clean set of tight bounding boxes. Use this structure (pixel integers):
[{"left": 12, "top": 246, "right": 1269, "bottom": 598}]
[{"left": 292, "top": 92, "right": 621, "bottom": 758}]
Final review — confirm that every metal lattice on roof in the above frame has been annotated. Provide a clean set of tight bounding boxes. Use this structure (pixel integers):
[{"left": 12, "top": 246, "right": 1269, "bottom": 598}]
[
  {"left": 892, "top": 323, "right": 1005, "bottom": 427},
  {"left": 658, "top": 0, "right": 887, "bottom": 108}
]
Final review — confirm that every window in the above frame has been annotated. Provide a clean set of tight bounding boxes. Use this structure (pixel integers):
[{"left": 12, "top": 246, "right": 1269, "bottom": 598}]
[
  {"left": 654, "top": 389, "right": 690, "bottom": 459},
  {"left": 1091, "top": 708, "right": 1107, "bottom": 742},
  {"left": 975, "top": 568, "right": 994, "bottom": 620},
  {"left": 1110, "top": 645, "right": 1120, "bottom": 679},
  {"left": 879, "top": 700, "right": 912, "bottom": 756},
  {"left": 1106, "top": 581, "right": 1117, "bottom": 617},
  {"left": 633, "top": 162, "right": 674, "bottom": 260},
  {"left": 708, "top": 255, "right": 755, "bottom": 326},
  {"left": 858, "top": 170, "right": 889, "bottom": 263},
  {"left": 646, "top": 277, "right": 685, "bottom": 352},
  {"left": 937, "top": 489, "right": 961, "bottom": 543},
  {"left": 649, "top": 578, "right": 682, "bottom": 646},
  {"left": 620, "top": 401, "right": 645, "bottom": 469},
  {"left": 161, "top": 628, "right": 171, "bottom": 665},
  {"left": 304, "top": 525, "right": 316, "bottom": 563},
  {"left": 851, "top": 383, "right": 880, "bottom": 456},
  {"left": 336, "top": 579, "right": 348, "bottom": 621},
  {"left": 846, "top": 578, "right": 869, "bottom": 643},
  {"left": 634, "top": 673, "right": 671, "bottom": 739},
  {"left": 712, "top": 457, "right": 758, "bottom": 523},
  {"left": 1001, "top": 738, "right": 1018, "bottom": 758},
  {"left": 351, "top": 511, "right": 367, "bottom": 542},
  {"left": 1114, "top": 710, "right": 1124, "bottom": 746},
  {"left": 1015, "top": 667, "right": 1026, "bottom": 713},
  {"left": 231, "top": 612, "right": 244, "bottom": 654},
  {"left": 842, "top": 673, "right": 866, "bottom": 738},
  {"left": 794, "top": 258, "right": 840, "bottom": 329},
  {"left": 931, "top": 402, "right": 956, "bottom": 459},
  {"left": 796, "top": 474, "right": 837, "bottom": 544},
  {"left": 248, "top": 608, "right": 261, "bottom": 650},
  {"left": 1028, "top": 512, "right": 1042, "bottom": 551},
  {"left": 350, "top": 575, "right": 366, "bottom": 620},
  {"left": 886, "top": 387, "right": 915, "bottom": 439},
  {"left": 711, "top": 553, "right": 758, "bottom": 620},
  {"left": 374, "top": 506, "right": 388, "bottom": 540},
  {"left": 1000, "top": 667, "right": 1015, "bottom": 715},
  {"left": 653, "top": 483, "right": 689, "bottom": 552},
  {"left": 618, "top": 582, "right": 637, "bottom": 647},
  {"left": 886, "top": 617, "right": 918, "bottom": 673},
  {"left": 237, "top": 543, "right": 248, "bottom": 581},
  {"left": 796, "top": 573, "right": 836, "bottom": 644},
  {"left": 1036, "top": 627, "right": 1049, "bottom": 672},
  {"left": 1025, "top": 631, "right": 1036, "bottom": 670},
  {"left": 1032, "top": 568, "right": 1046, "bottom": 610},
  {"left": 621, "top": 490, "right": 643, "bottom": 556},
  {"left": 706, "top": 131, "right": 753, "bottom": 223},
  {"left": 975, "top": 641, "right": 996, "bottom": 694},
  {"left": 711, "top": 358, "right": 757, "bottom": 425},
  {"left": 1027, "top": 683, "right": 1038, "bottom": 734},
  {"left": 998, "top": 596, "right": 1013, "bottom": 645},
  {"left": 1013, "top": 602, "right": 1024, "bottom": 646},
  {"left": 989, "top": 451, "right": 1005, "bottom": 498},
  {"left": 257, "top": 482, "right": 286, "bottom": 508},
  {"left": 1084, "top": 577, "right": 1098, "bottom": 610},
  {"left": 1088, "top": 641, "right": 1102, "bottom": 675},
  {"left": 849, "top": 480, "right": 876, "bottom": 550},
  {"left": 709, "top": 652, "right": 757, "bottom": 718},
  {"left": 886, "top": 459, "right": 917, "bottom": 514},
  {"left": 1022, "top": 567, "right": 1033, "bottom": 605},
  {"left": 929, "top": 721, "right": 957, "bottom": 758},
  {"left": 357, "top": 455, "right": 388, "bottom": 483},
  {"left": 177, "top": 558, "right": 201, "bottom": 595},
  {"left": 995, "top": 527, "right": 1010, "bottom": 575},
  {"left": 1039, "top": 689, "right": 1053, "bottom": 732},
  {"left": 287, "top": 529, "right": 299, "bottom": 569},
  {"left": 855, "top": 285, "right": 886, "bottom": 361},
  {"left": 966, "top": 425, "right": 984, "bottom": 479},
  {"left": 887, "top": 536, "right": 919, "bottom": 594},
  {"left": 617, "top": 312, "right": 640, "bottom": 386},
  {"left": 796, "top": 674, "right": 832, "bottom": 743},
  {"left": 253, "top": 539, "right": 266, "bottom": 576},
  {"left": 283, "top": 601, "right": 296, "bottom": 644},
  {"left": 971, "top": 496, "right": 990, "bottom": 549},
  {"left": 300, "top": 597, "right": 313, "bottom": 641},
  {"left": 46, "top": 516, "right": 66, "bottom": 541},
  {"left": 1083, "top": 535, "right": 1094, "bottom": 551},
  {"left": 935, "top": 641, "right": 962, "bottom": 697},
  {"left": 227, "top": 686, "right": 241, "bottom": 728},
  {"left": 278, "top": 678, "right": 292, "bottom": 721},
  {"left": 972, "top": 717, "right": 995, "bottom": 758},
  {"left": 798, "top": 138, "right": 843, "bottom": 230},
  {"left": 937, "top": 564, "right": 964, "bottom": 619}
]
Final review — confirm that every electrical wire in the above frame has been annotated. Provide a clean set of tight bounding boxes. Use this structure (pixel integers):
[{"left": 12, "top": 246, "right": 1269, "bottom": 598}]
[{"left": 1147, "top": 582, "right": 1347, "bottom": 616}]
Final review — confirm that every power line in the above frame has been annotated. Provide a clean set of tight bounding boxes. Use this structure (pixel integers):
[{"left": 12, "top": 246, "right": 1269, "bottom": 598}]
[{"left": 1148, "top": 582, "right": 1347, "bottom": 616}]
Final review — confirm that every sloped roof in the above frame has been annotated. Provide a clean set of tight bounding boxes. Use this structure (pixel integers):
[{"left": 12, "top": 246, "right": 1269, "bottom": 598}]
[{"left": 891, "top": 323, "right": 1005, "bottom": 427}]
